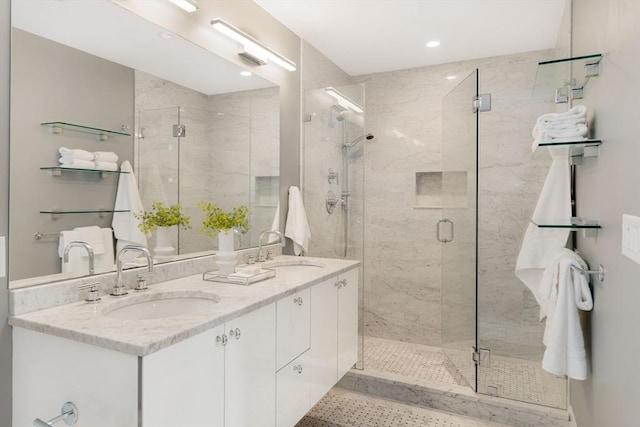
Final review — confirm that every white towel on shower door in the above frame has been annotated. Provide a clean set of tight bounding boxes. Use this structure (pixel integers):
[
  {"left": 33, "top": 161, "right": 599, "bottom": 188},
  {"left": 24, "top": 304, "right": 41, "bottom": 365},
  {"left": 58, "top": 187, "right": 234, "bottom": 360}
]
[
  {"left": 112, "top": 161, "right": 148, "bottom": 260},
  {"left": 515, "top": 147, "right": 572, "bottom": 317}
]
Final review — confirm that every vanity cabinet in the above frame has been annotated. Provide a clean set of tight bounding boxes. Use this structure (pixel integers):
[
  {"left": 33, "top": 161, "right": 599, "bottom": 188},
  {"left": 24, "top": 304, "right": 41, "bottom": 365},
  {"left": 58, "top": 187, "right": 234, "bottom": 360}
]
[
  {"left": 308, "top": 268, "right": 359, "bottom": 404},
  {"left": 12, "top": 265, "right": 358, "bottom": 427}
]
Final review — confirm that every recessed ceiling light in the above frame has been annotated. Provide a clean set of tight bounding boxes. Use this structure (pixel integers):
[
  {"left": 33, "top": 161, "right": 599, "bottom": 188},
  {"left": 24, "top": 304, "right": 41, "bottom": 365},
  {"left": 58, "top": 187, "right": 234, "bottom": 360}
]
[
  {"left": 240, "top": 71, "right": 252, "bottom": 77},
  {"left": 159, "top": 31, "right": 175, "bottom": 40},
  {"left": 446, "top": 75, "right": 457, "bottom": 80},
  {"left": 426, "top": 41, "right": 440, "bottom": 48}
]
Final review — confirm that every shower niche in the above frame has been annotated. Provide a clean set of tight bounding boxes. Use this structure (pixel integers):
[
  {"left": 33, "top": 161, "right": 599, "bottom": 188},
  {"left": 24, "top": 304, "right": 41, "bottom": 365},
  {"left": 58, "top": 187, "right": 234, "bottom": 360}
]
[{"left": 415, "top": 171, "right": 468, "bottom": 208}]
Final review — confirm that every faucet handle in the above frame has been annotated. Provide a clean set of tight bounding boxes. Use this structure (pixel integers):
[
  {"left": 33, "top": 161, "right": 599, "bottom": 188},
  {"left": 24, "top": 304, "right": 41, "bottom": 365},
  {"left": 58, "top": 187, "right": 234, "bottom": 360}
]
[
  {"left": 266, "top": 250, "right": 273, "bottom": 260},
  {"left": 78, "top": 281, "right": 101, "bottom": 303},
  {"left": 134, "top": 272, "right": 154, "bottom": 291},
  {"left": 246, "top": 254, "right": 256, "bottom": 265}
]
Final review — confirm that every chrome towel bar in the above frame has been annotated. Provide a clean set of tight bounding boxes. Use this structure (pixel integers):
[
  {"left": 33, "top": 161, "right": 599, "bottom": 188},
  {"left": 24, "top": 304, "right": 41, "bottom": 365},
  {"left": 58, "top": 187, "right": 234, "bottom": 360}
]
[
  {"left": 570, "top": 263, "right": 605, "bottom": 282},
  {"left": 33, "top": 401, "right": 78, "bottom": 426}
]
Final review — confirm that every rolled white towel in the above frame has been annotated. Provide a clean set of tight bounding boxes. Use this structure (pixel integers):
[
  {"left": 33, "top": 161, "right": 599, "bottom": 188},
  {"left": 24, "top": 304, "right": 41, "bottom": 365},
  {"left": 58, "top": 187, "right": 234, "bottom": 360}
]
[
  {"left": 94, "top": 151, "right": 119, "bottom": 162},
  {"left": 59, "top": 147, "right": 94, "bottom": 161},
  {"left": 59, "top": 159, "right": 96, "bottom": 169},
  {"left": 94, "top": 161, "right": 118, "bottom": 171}
]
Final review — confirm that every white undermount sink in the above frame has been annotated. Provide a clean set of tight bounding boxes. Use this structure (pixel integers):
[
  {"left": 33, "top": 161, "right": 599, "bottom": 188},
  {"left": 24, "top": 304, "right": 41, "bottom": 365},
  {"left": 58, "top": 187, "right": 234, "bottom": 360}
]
[
  {"left": 102, "top": 293, "right": 220, "bottom": 321},
  {"left": 261, "top": 259, "right": 326, "bottom": 273}
]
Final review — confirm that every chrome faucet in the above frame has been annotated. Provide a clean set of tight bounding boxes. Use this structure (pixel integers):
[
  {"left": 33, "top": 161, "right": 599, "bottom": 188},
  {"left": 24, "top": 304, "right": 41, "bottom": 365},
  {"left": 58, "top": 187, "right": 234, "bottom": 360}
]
[
  {"left": 63, "top": 241, "right": 94, "bottom": 275},
  {"left": 257, "top": 230, "right": 286, "bottom": 262},
  {"left": 112, "top": 245, "right": 153, "bottom": 297}
]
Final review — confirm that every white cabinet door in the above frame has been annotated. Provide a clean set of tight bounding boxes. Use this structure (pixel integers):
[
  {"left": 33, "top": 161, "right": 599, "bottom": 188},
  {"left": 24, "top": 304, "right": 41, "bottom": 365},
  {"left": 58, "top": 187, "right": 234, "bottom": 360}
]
[
  {"left": 309, "top": 276, "right": 339, "bottom": 404},
  {"left": 337, "top": 268, "right": 359, "bottom": 379},
  {"left": 225, "top": 303, "right": 276, "bottom": 427},
  {"left": 276, "top": 350, "right": 311, "bottom": 427},
  {"left": 276, "top": 287, "right": 311, "bottom": 370},
  {"left": 142, "top": 326, "right": 225, "bottom": 427},
  {"left": 13, "top": 328, "right": 138, "bottom": 427}
]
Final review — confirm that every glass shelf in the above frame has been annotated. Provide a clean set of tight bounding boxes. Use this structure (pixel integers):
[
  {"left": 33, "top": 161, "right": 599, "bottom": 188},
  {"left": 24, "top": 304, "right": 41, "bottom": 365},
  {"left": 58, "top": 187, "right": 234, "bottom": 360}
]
[
  {"left": 40, "top": 209, "right": 130, "bottom": 219},
  {"left": 532, "top": 54, "right": 602, "bottom": 103},
  {"left": 532, "top": 217, "right": 600, "bottom": 237},
  {"left": 533, "top": 139, "right": 602, "bottom": 160},
  {"left": 41, "top": 121, "right": 131, "bottom": 140},
  {"left": 40, "top": 166, "right": 128, "bottom": 177}
]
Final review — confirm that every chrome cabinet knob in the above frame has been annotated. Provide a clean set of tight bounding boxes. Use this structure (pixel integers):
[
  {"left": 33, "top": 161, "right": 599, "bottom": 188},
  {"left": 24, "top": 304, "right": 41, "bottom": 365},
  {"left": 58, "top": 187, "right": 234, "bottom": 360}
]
[
  {"left": 216, "top": 334, "right": 228, "bottom": 346},
  {"left": 229, "top": 328, "right": 241, "bottom": 339},
  {"left": 294, "top": 297, "right": 303, "bottom": 306},
  {"left": 293, "top": 364, "right": 303, "bottom": 374}
]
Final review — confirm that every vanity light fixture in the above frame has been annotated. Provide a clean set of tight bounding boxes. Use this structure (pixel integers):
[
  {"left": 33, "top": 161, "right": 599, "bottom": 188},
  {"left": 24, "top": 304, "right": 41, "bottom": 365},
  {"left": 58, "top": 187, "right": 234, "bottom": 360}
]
[
  {"left": 210, "top": 18, "right": 297, "bottom": 72},
  {"left": 325, "top": 87, "right": 364, "bottom": 113},
  {"left": 167, "top": 0, "right": 198, "bottom": 13}
]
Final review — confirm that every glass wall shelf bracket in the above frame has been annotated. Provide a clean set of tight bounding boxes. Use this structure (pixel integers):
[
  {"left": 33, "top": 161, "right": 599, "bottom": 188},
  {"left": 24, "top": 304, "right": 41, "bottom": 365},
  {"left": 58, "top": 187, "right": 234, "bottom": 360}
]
[
  {"left": 41, "top": 121, "right": 131, "bottom": 140},
  {"left": 40, "top": 209, "right": 130, "bottom": 219},
  {"left": 40, "top": 166, "right": 129, "bottom": 178},
  {"left": 532, "top": 54, "right": 602, "bottom": 103},
  {"left": 532, "top": 217, "right": 601, "bottom": 238}
]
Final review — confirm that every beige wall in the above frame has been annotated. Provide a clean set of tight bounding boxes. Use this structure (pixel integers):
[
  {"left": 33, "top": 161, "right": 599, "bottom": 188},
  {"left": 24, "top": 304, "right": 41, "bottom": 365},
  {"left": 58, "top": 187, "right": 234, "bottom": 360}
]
[{"left": 570, "top": 1, "right": 640, "bottom": 425}]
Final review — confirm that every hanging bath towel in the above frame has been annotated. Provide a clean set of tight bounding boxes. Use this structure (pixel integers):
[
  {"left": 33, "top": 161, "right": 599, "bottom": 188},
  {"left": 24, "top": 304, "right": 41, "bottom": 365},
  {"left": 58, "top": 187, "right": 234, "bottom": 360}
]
[
  {"left": 285, "top": 186, "right": 311, "bottom": 256},
  {"left": 515, "top": 146, "right": 572, "bottom": 317}
]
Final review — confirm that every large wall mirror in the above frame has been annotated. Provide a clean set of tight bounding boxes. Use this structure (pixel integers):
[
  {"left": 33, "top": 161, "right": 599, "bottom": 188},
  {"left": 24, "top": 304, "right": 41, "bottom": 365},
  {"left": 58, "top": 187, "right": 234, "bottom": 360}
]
[{"left": 9, "top": 0, "right": 280, "bottom": 288}]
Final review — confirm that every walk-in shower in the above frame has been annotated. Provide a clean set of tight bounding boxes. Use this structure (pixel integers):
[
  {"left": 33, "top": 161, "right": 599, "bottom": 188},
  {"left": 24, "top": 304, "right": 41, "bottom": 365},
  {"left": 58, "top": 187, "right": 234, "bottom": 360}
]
[{"left": 304, "top": 51, "right": 567, "bottom": 413}]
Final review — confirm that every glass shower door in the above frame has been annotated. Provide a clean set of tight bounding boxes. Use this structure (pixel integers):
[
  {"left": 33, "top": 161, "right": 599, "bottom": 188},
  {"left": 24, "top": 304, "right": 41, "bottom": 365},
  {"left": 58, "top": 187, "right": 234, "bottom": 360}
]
[{"left": 440, "top": 70, "right": 478, "bottom": 390}]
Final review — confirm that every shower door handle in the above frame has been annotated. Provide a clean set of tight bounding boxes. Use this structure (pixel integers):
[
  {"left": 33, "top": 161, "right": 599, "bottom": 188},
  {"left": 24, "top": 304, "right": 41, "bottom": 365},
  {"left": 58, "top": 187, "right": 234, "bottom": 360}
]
[{"left": 437, "top": 219, "right": 454, "bottom": 243}]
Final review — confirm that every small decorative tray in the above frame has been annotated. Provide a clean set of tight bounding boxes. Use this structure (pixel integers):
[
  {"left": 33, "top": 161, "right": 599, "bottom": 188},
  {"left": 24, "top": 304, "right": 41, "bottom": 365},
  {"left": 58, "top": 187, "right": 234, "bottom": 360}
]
[{"left": 202, "top": 268, "right": 275, "bottom": 285}]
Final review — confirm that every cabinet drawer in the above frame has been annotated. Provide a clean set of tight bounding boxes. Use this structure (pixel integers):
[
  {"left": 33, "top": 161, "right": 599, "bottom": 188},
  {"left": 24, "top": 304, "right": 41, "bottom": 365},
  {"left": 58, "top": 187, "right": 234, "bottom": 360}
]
[
  {"left": 276, "top": 287, "right": 311, "bottom": 370},
  {"left": 276, "top": 350, "right": 311, "bottom": 427}
]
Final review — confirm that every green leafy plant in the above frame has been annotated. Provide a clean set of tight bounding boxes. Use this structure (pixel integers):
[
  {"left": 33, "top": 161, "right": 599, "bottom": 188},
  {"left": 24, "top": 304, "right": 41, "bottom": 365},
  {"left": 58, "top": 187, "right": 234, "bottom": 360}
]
[
  {"left": 136, "top": 201, "right": 191, "bottom": 234},
  {"left": 198, "top": 202, "right": 250, "bottom": 238}
]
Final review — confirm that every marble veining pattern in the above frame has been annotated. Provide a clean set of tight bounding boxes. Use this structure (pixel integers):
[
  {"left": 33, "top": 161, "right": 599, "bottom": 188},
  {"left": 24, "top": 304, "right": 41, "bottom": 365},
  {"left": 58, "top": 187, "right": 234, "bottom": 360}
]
[{"left": 9, "top": 256, "right": 358, "bottom": 357}]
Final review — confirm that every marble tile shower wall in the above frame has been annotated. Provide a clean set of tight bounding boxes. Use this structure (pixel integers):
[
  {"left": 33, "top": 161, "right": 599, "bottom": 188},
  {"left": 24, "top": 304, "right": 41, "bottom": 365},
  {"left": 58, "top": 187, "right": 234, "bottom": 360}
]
[{"left": 351, "top": 50, "right": 556, "bottom": 353}]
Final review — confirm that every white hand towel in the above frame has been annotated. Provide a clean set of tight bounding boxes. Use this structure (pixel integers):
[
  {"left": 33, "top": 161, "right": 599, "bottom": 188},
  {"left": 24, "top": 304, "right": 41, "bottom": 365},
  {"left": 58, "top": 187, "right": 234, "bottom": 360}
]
[
  {"left": 59, "top": 147, "right": 94, "bottom": 161},
  {"left": 284, "top": 186, "right": 311, "bottom": 256},
  {"left": 540, "top": 248, "right": 593, "bottom": 380},
  {"left": 532, "top": 123, "right": 588, "bottom": 142},
  {"left": 94, "top": 151, "right": 119, "bottom": 162},
  {"left": 94, "top": 161, "right": 119, "bottom": 171},
  {"left": 112, "top": 161, "right": 148, "bottom": 259},
  {"left": 59, "top": 159, "right": 96, "bottom": 169},
  {"left": 515, "top": 148, "right": 572, "bottom": 314},
  {"left": 74, "top": 226, "right": 105, "bottom": 255},
  {"left": 537, "top": 105, "right": 587, "bottom": 127}
]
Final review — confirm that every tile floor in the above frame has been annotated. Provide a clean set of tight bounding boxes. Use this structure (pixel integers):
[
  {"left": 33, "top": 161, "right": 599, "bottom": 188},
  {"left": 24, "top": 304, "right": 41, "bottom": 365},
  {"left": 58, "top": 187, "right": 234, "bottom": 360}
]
[
  {"left": 296, "top": 388, "right": 511, "bottom": 427},
  {"left": 364, "top": 337, "right": 566, "bottom": 409}
]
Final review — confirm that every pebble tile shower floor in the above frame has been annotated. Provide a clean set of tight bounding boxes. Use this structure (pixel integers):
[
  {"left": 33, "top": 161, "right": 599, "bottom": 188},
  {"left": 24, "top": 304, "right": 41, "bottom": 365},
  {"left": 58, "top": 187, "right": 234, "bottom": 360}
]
[
  {"left": 361, "top": 337, "right": 566, "bottom": 409},
  {"left": 296, "top": 388, "right": 510, "bottom": 427}
]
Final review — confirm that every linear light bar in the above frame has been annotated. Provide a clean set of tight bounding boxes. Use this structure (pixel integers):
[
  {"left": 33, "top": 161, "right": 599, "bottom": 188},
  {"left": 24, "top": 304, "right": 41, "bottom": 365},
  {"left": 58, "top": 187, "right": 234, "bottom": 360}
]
[
  {"left": 167, "top": 0, "right": 198, "bottom": 13},
  {"left": 211, "top": 18, "right": 297, "bottom": 72},
  {"left": 325, "top": 87, "right": 364, "bottom": 113}
]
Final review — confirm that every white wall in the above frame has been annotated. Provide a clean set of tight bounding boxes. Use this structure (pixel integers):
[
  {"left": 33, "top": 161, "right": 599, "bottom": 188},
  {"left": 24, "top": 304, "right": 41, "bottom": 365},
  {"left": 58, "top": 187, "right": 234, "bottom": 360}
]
[{"left": 570, "top": 1, "right": 640, "bottom": 425}]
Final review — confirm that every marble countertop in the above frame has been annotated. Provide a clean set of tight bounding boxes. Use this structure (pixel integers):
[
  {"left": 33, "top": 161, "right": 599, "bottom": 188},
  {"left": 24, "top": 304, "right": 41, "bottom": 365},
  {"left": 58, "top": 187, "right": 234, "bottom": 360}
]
[{"left": 9, "top": 256, "right": 359, "bottom": 357}]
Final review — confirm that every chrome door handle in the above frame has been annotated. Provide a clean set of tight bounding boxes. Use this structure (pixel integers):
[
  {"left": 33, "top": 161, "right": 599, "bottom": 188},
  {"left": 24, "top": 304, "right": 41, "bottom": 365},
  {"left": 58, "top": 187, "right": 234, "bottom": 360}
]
[{"left": 437, "top": 219, "right": 454, "bottom": 243}]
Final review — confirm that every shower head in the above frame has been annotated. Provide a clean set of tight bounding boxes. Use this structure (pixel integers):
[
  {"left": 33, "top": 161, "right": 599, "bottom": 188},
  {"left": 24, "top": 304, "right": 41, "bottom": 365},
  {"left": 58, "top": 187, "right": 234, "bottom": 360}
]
[
  {"left": 336, "top": 111, "right": 347, "bottom": 122},
  {"left": 344, "top": 133, "right": 374, "bottom": 147}
]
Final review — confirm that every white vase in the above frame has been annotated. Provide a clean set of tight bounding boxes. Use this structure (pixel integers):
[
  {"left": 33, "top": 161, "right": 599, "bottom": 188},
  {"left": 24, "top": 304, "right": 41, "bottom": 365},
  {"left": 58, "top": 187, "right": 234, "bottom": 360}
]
[
  {"left": 216, "top": 230, "right": 237, "bottom": 275},
  {"left": 154, "top": 226, "right": 176, "bottom": 260}
]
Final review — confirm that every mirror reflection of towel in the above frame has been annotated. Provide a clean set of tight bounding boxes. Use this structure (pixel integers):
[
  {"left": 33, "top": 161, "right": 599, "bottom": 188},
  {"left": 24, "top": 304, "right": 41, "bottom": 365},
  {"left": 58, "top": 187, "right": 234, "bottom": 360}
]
[
  {"left": 112, "top": 161, "right": 148, "bottom": 260},
  {"left": 285, "top": 186, "right": 311, "bottom": 256}
]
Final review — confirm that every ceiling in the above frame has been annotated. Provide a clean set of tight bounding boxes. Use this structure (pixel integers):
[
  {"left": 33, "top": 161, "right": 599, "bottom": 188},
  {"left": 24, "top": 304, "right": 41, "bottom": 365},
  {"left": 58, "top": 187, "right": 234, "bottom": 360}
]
[{"left": 254, "top": 0, "right": 567, "bottom": 76}]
